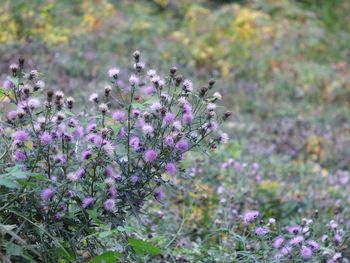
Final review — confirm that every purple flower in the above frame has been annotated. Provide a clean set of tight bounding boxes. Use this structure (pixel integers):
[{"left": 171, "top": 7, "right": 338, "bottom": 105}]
[
  {"left": 86, "top": 123, "right": 97, "bottom": 133},
  {"left": 82, "top": 149, "right": 93, "bottom": 160},
  {"left": 41, "top": 188, "right": 55, "bottom": 201},
  {"left": 175, "top": 139, "right": 189, "bottom": 153},
  {"left": 76, "top": 168, "right": 86, "bottom": 178},
  {"left": 108, "top": 67, "right": 120, "bottom": 79},
  {"left": 103, "top": 199, "right": 116, "bottom": 211},
  {"left": 72, "top": 127, "right": 84, "bottom": 139},
  {"left": 108, "top": 186, "right": 118, "bottom": 198},
  {"left": 118, "top": 127, "right": 126, "bottom": 139},
  {"left": 102, "top": 140, "right": 115, "bottom": 156},
  {"left": 40, "top": 132, "right": 52, "bottom": 145},
  {"left": 7, "top": 110, "right": 17, "bottom": 120},
  {"left": 3, "top": 79, "right": 15, "bottom": 90},
  {"left": 82, "top": 197, "right": 95, "bottom": 209},
  {"left": 243, "top": 210, "right": 259, "bottom": 225},
  {"left": 143, "top": 86, "right": 154, "bottom": 96},
  {"left": 300, "top": 246, "right": 313, "bottom": 260},
  {"left": 288, "top": 225, "right": 302, "bottom": 235},
  {"left": 112, "top": 111, "right": 126, "bottom": 122},
  {"left": 130, "top": 175, "right": 139, "bottom": 184},
  {"left": 289, "top": 235, "right": 304, "bottom": 246},
  {"left": 182, "top": 103, "right": 192, "bottom": 114},
  {"left": 12, "top": 130, "right": 29, "bottom": 144},
  {"left": 54, "top": 154, "right": 67, "bottom": 165},
  {"left": 150, "top": 102, "right": 162, "bottom": 112},
  {"left": 142, "top": 124, "right": 154, "bottom": 135},
  {"left": 104, "top": 166, "right": 115, "bottom": 177},
  {"left": 165, "top": 162, "right": 177, "bottom": 176},
  {"left": 255, "top": 226, "right": 268, "bottom": 236},
  {"left": 14, "top": 150, "right": 26, "bottom": 162},
  {"left": 273, "top": 236, "right": 285, "bottom": 249},
  {"left": 307, "top": 240, "right": 320, "bottom": 251},
  {"left": 144, "top": 149, "right": 158, "bottom": 163},
  {"left": 154, "top": 188, "right": 165, "bottom": 201},
  {"left": 130, "top": 136, "right": 141, "bottom": 151},
  {"left": 164, "top": 136, "right": 174, "bottom": 146},
  {"left": 164, "top": 112, "right": 175, "bottom": 124},
  {"left": 182, "top": 113, "right": 193, "bottom": 125}
]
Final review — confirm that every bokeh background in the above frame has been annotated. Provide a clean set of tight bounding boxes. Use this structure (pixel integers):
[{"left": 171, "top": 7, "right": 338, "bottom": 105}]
[{"left": 1, "top": 0, "right": 350, "bottom": 261}]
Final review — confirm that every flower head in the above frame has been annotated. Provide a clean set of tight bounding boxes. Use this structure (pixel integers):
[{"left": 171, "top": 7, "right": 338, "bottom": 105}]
[
  {"left": 243, "top": 210, "right": 259, "bottom": 225},
  {"left": 108, "top": 67, "right": 120, "bottom": 79},
  {"left": 103, "top": 199, "right": 116, "bottom": 211},
  {"left": 41, "top": 132, "right": 52, "bottom": 145},
  {"left": 112, "top": 111, "right": 126, "bottom": 122},
  {"left": 144, "top": 149, "right": 158, "bottom": 163},
  {"left": 82, "top": 197, "right": 95, "bottom": 209},
  {"left": 12, "top": 130, "right": 29, "bottom": 144},
  {"left": 165, "top": 162, "right": 177, "bottom": 176},
  {"left": 41, "top": 188, "right": 55, "bottom": 202},
  {"left": 300, "top": 246, "right": 313, "bottom": 260},
  {"left": 175, "top": 139, "right": 189, "bottom": 153}
]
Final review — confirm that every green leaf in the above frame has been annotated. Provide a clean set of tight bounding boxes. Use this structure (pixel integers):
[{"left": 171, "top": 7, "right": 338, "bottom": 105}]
[
  {"left": 128, "top": 237, "right": 162, "bottom": 256},
  {"left": 0, "top": 178, "right": 18, "bottom": 188},
  {"left": 89, "top": 251, "right": 121, "bottom": 263},
  {"left": 6, "top": 243, "right": 23, "bottom": 257}
]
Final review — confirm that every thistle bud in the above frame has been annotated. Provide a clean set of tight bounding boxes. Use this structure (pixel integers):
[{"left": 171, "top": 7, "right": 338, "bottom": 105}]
[
  {"left": 34, "top": 80, "right": 45, "bottom": 91},
  {"left": 170, "top": 67, "right": 177, "bottom": 77},
  {"left": 23, "top": 85, "right": 31, "bottom": 95},
  {"left": 208, "top": 78, "right": 215, "bottom": 89},
  {"left": 10, "top": 64, "right": 19, "bottom": 76},
  {"left": 222, "top": 111, "right": 232, "bottom": 121},
  {"left": 175, "top": 74, "right": 183, "bottom": 87},
  {"left": 133, "top": 50, "right": 140, "bottom": 63},
  {"left": 28, "top": 70, "right": 38, "bottom": 80},
  {"left": 66, "top": 97, "right": 75, "bottom": 109},
  {"left": 104, "top": 85, "right": 112, "bottom": 97},
  {"left": 99, "top": 103, "right": 109, "bottom": 114},
  {"left": 47, "top": 90, "right": 54, "bottom": 102},
  {"left": 19, "top": 58, "right": 25, "bottom": 68},
  {"left": 199, "top": 86, "right": 208, "bottom": 98}
]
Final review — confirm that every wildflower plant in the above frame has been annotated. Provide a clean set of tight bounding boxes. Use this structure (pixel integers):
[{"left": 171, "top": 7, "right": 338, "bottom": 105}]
[{"left": 0, "top": 53, "right": 230, "bottom": 261}]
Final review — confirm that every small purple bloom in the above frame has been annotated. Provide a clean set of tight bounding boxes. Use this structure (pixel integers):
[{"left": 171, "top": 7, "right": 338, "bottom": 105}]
[
  {"left": 289, "top": 235, "right": 304, "bottom": 246},
  {"left": 164, "top": 112, "right": 175, "bottom": 124},
  {"left": 7, "top": 110, "right": 17, "bottom": 120},
  {"left": 175, "top": 139, "right": 189, "bottom": 153},
  {"left": 41, "top": 188, "right": 55, "bottom": 201},
  {"left": 12, "top": 130, "right": 29, "bottom": 144},
  {"left": 300, "top": 246, "right": 313, "bottom": 260},
  {"left": 182, "top": 113, "right": 193, "bottom": 125},
  {"left": 72, "top": 126, "right": 84, "bottom": 139},
  {"left": 103, "top": 199, "right": 116, "bottom": 211},
  {"left": 130, "top": 136, "right": 141, "bottom": 151},
  {"left": 108, "top": 186, "right": 118, "bottom": 198},
  {"left": 118, "top": 127, "right": 126, "bottom": 139},
  {"left": 86, "top": 123, "right": 97, "bottom": 133},
  {"left": 164, "top": 136, "right": 174, "bottom": 146},
  {"left": 3, "top": 79, "right": 15, "bottom": 90},
  {"left": 182, "top": 103, "right": 192, "bottom": 114},
  {"left": 82, "top": 149, "right": 93, "bottom": 160},
  {"left": 40, "top": 132, "right": 52, "bottom": 145},
  {"left": 130, "top": 175, "right": 139, "bottom": 184},
  {"left": 144, "top": 149, "right": 158, "bottom": 163},
  {"left": 288, "top": 225, "right": 302, "bottom": 235},
  {"left": 112, "top": 111, "right": 126, "bottom": 122},
  {"left": 243, "top": 210, "right": 259, "bottom": 225},
  {"left": 306, "top": 240, "right": 319, "bottom": 251},
  {"left": 255, "top": 226, "right": 268, "bottom": 236},
  {"left": 154, "top": 188, "right": 165, "bottom": 201},
  {"left": 165, "top": 162, "right": 177, "bottom": 176},
  {"left": 273, "top": 236, "right": 285, "bottom": 249},
  {"left": 14, "top": 150, "right": 26, "bottom": 162},
  {"left": 104, "top": 166, "right": 114, "bottom": 177},
  {"left": 82, "top": 197, "right": 95, "bottom": 209}
]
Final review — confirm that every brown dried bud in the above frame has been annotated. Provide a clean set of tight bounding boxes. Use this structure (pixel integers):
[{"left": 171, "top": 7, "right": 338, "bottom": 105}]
[
  {"left": 104, "top": 85, "right": 112, "bottom": 97},
  {"left": 19, "top": 58, "right": 25, "bottom": 67},
  {"left": 66, "top": 97, "right": 75, "bottom": 109},
  {"left": 160, "top": 107, "right": 167, "bottom": 116},
  {"left": 170, "top": 67, "right": 177, "bottom": 76},
  {"left": 10, "top": 63, "right": 18, "bottom": 75},
  {"left": 23, "top": 86, "right": 30, "bottom": 95},
  {"left": 208, "top": 78, "right": 215, "bottom": 89},
  {"left": 199, "top": 86, "right": 208, "bottom": 98},
  {"left": 222, "top": 111, "right": 232, "bottom": 121},
  {"left": 47, "top": 90, "right": 54, "bottom": 101},
  {"left": 175, "top": 74, "right": 183, "bottom": 87},
  {"left": 133, "top": 50, "right": 140, "bottom": 62}
]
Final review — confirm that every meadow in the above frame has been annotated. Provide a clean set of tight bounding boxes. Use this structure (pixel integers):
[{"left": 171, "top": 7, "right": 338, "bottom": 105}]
[{"left": 0, "top": 0, "right": 350, "bottom": 262}]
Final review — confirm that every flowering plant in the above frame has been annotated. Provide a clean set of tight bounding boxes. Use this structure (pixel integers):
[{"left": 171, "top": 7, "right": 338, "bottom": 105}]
[{"left": 0, "top": 52, "right": 230, "bottom": 261}]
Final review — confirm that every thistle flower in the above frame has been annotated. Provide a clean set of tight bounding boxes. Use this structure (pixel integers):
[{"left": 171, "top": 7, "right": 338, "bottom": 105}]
[
  {"left": 144, "top": 149, "right": 158, "bottom": 163},
  {"left": 41, "top": 188, "right": 55, "bottom": 202},
  {"left": 12, "top": 130, "right": 29, "bottom": 144},
  {"left": 213, "top": 92, "right": 222, "bottom": 100},
  {"left": 108, "top": 68, "right": 120, "bottom": 79},
  {"left": 82, "top": 197, "right": 95, "bottom": 209},
  {"left": 255, "top": 227, "right": 268, "bottom": 236},
  {"left": 300, "top": 246, "right": 313, "bottom": 260},
  {"left": 154, "top": 188, "right": 165, "bottom": 201},
  {"left": 103, "top": 199, "right": 116, "bottom": 211},
  {"left": 14, "top": 150, "right": 26, "bottom": 162},
  {"left": 7, "top": 110, "right": 17, "bottom": 120},
  {"left": 3, "top": 79, "right": 15, "bottom": 90},
  {"left": 102, "top": 141, "right": 115, "bottom": 156},
  {"left": 130, "top": 175, "right": 139, "bottom": 184},
  {"left": 172, "top": 121, "right": 182, "bottom": 131},
  {"left": 89, "top": 93, "right": 99, "bottom": 103},
  {"left": 273, "top": 236, "right": 285, "bottom": 249},
  {"left": 34, "top": 80, "right": 45, "bottom": 91},
  {"left": 165, "top": 162, "right": 177, "bottom": 176},
  {"left": 243, "top": 210, "right": 259, "bottom": 225},
  {"left": 72, "top": 127, "right": 84, "bottom": 140},
  {"left": 182, "top": 103, "right": 192, "bottom": 114},
  {"left": 112, "top": 111, "right": 126, "bottom": 122},
  {"left": 150, "top": 102, "right": 162, "bottom": 112},
  {"left": 164, "top": 135, "right": 174, "bottom": 146},
  {"left": 175, "top": 139, "right": 189, "bottom": 153},
  {"left": 41, "top": 132, "right": 52, "bottom": 145},
  {"left": 99, "top": 103, "right": 109, "bottom": 114},
  {"left": 130, "top": 136, "right": 141, "bottom": 151},
  {"left": 289, "top": 235, "right": 304, "bottom": 246},
  {"left": 129, "top": 75, "right": 139, "bottom": 86},
  {"left": 207, "top": 103, "right": 217, "bottom": 111},
  {"left": 182, "top": 113, "right": 193, "bottom": 125},
  {"left": 288, "top": 225, "right": 302, "bottom": 235},
  {"left": 164, "top": 112, "right": 175, "bottom": 124},
  {"left": 142, "top": 124, "right": 154, "bottom": 135},
  {"left": 82, "top": 149, "right": 93, "bottom": 160},
  {"left": 86, "top": 123, "right": 97, "bottom": 133},
  {"left": 67, "top": 172, "right": 80, "bottom": 182},
  {"left": 183, "top": 79, "right": 193, "bottom": 92},
  {"left": 307, "top": 240, "right": 320, "bottom": 251}
]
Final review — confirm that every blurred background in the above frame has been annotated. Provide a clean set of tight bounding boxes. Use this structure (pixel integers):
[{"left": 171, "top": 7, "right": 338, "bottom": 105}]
[{"left": 1, "top": 0, "right": 350, "bottom": 260}]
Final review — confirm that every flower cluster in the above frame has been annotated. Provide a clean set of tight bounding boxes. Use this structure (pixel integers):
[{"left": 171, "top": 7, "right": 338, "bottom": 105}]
[{"left": 0, "top": 53, "right": 230, "bottom": 260}]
